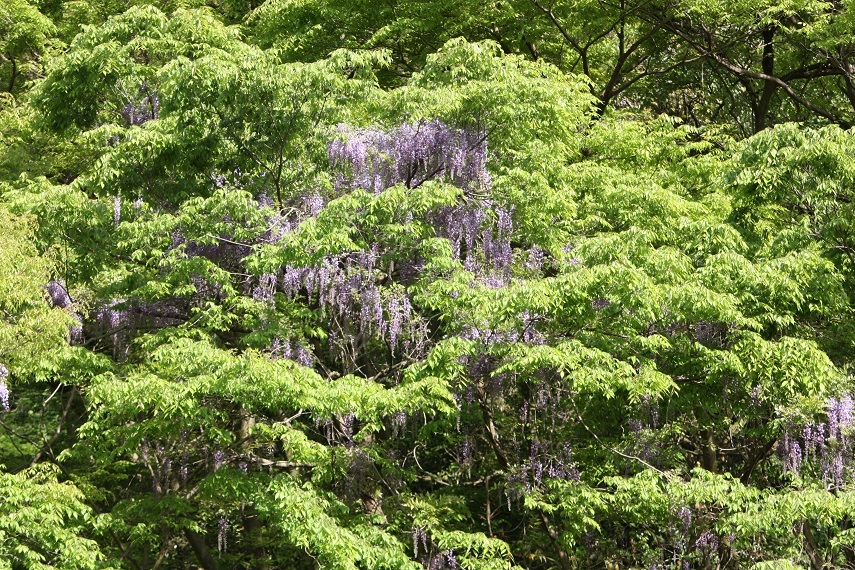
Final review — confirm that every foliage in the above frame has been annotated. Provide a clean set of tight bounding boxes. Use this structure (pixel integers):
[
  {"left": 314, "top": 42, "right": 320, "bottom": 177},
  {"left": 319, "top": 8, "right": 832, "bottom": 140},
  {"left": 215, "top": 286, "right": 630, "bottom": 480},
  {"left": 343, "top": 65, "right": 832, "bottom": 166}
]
[{"left": 1, "top": 2, "right": 855, "bottom": 569}]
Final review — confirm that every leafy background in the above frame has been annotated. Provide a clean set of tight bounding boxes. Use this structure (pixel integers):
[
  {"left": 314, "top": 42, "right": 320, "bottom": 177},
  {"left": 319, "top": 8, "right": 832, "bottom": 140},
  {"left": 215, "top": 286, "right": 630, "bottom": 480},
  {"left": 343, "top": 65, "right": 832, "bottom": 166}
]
[{"left": 1, "top": 0, "right": 855, "bottom": 568}]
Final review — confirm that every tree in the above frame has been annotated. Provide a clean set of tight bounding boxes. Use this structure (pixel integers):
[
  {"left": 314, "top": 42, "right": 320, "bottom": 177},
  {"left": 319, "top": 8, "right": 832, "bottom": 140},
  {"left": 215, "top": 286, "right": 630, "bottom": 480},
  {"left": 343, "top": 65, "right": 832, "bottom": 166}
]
[
  {"left": 0, "top": 0, "right": 55, "bottom": 93},
  {"left": 2, "top": 2, "right": 855, "bottom": 569}
]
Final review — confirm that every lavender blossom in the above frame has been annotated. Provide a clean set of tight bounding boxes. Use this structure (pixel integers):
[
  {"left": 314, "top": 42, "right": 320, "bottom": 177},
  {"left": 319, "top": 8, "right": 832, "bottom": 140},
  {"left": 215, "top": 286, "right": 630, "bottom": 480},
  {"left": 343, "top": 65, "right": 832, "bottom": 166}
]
[
  {"left": 829, "top": 395, "right": 854, "bottom": 439},
  {"left": 113, "top": 195, "right": 121, "bottom": 227},
  {"left": 525, "top": 246, "right": 546, "bottom": 271},
  {"left": 413, "top": 526, "right": 428, "bottom": 558},
  {"left": 46, "top": 281, "right": 72, "bottom": 309},
  {"left": 218, "top": 517, "right": 229, "bottom": 553},
  {"left": 460, "top": 438, "right": 473, "bottom": 477},
  {"left": 390, "top": 410, "right": 407, "bottom": 434},
  {"left": 120, "top": 89, "right": 159, "bottom": 126},
  {"left": 424, "top": 550, "right": 458, "bottom": 570},
  {"left": 520, "top": 311, "right": 544, "bottom": 345},
  {"left": 304, "top": 193, "right": 325, "bottom": 217},
  {"left": 330, "top": 120, "right": 490, "bottom": 194},
  {"left": 675, "top": 506, "right": 692, "bottom": 533},
  {"left": 695, "top": 531, "right": 719, "bottom": 551},
  {"left": 779, "top": 428, "right": 803, "bottom": 474},
  {"left": 528, "top": 440, "right": 578, "bottom": 488},
  {"left": 252, "top": 272, "right": 278, "bottom": 305},
  {"left": 340, "top": 412, "right": 355, "bottom": 442},
  {"left": 0, "top": 365, "right": 9, "bottom": 412},
  {"left": 749, "top": 385, "right": 763, "bottom": 407}
]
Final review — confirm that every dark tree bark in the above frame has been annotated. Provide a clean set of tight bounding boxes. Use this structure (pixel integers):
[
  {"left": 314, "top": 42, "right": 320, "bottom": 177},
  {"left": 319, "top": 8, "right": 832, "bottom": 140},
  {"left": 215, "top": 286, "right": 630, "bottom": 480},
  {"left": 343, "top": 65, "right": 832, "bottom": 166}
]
[{"left": 185, "top": 529, "right": 220, "bottom": 570}]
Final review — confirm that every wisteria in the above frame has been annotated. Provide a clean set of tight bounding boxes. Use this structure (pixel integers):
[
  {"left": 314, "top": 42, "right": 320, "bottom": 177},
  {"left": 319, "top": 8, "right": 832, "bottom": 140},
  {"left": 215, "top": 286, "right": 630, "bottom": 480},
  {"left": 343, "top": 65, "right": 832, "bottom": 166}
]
[
  {"left": 329, "top": 120, "right": 490, "bottom": 194},
  {"left": 268, "top": 338, "right": 313, "bottom": 367},
  {"left": 303, "top": 193, "right": 324, "bottom": 217},
  {"left": 276, "top": 251, "right": 423, "bottom": 354},
  {"left": 695, "top": 531, "right": 719, "bottom": 552},
  {"left": 506, "top": 440, "right": 579, "bottom": 497},
  {"left": 0, "top": 364, "right": 9, "bottom": 412},
  {"left": 338, "top": 447, "right": 372, "bottom": 500},
  {"left": 327, "top": 120, "right": 521, "bottom": 290},
  {"left": 46, "top": 281, "right": 72, "bottom": 309},
  {"left": 252, "top": 272, "right": 278, "bottom": 305},
  {"left": 459, "top": 438, "right": 474, "bottom": 477},
  {"left": 779, "top": 427, "right": 803, "bottom": 474},
  {"left": 431, "top": 201, "right": 514, "bottom": 278},
  {"left": 778, "top": 395, "right": 855, "bottom": 488},
  {"left": 413, "top": 526, "right": 429, "bottom": 558},
  {"left": 675, "top": 505, "right": 692, "bottom": 534},
  {"left": 180, "top": 233, "right": 251, "bottom": 274},
  {"left": 525, "top": 246, "right": 546, "bottom": 272},
  {"left": 692, "top": 321, "right": 730, "bottom": 349},
  {"left": 423, "top": 550, "right": 459, "bottom": 570},
  {"left": 91, "top": 298, "right": 187, "bottom": 357},
  {"left": 120, "top": 88, "right": 160, "bottom": 126},
  {"left": 218, "top": 517, "right": 229, "bottom": 553},
  {"left": 113, "top": 195, "right": 122, "bottom": 227}
]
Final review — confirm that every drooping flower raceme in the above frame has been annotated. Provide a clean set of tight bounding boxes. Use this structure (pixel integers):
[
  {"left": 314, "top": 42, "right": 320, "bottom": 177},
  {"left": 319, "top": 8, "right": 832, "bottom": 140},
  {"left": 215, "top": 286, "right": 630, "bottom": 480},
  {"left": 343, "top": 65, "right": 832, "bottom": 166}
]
[
  {"left": 0, "top": 364, "right": 9, "bottom": 411},
  {"left": 329, "top": 120, "right": 490, "bottom": 194},
  {"left": 780, "top": 394, "right": 855, "bottom": 488}
]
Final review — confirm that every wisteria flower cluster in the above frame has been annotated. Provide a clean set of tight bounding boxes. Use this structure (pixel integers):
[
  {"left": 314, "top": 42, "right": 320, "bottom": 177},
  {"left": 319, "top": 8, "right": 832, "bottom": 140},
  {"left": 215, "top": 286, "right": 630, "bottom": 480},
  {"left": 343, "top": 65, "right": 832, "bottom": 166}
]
[
  {"left": 506, "top": 440, "right": 579, "bottom": 499},
  {"left": 0, "top": 364, "right": 9, "bottom": 412},
  {"left": 92, "top": 298, "right": 188, "bottom": 358},
  {"left": 329, "top": 120, "right": 490, "bottom": 194},
  {"left": 780, "top": 395, "right": 855, "bottom": 488},
  {"left": 431, "top": 200, "right": 514, "bottom": 280},
  {"left": 120, "top": 89, "right": 160, "bottom": 126}
]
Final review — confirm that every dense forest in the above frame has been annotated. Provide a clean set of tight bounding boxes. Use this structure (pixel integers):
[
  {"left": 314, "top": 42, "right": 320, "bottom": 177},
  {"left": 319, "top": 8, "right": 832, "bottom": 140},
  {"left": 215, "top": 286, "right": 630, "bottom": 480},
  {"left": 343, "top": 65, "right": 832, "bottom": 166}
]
[{"left": 2, "top": 0, "right": 855, "bottom": 568}]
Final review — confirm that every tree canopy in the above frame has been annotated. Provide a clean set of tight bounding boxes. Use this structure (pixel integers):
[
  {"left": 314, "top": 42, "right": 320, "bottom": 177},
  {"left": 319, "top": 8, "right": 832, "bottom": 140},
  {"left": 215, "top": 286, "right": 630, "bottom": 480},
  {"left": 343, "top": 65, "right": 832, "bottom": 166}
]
[{"left": 1, "top": 1, "right": 855, "bottom": 569}]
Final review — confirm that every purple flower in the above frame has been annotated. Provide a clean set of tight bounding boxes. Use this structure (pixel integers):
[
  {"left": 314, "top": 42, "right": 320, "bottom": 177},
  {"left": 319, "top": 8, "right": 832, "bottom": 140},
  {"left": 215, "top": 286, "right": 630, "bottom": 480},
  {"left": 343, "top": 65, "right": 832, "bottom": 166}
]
[
  {"left": 0, "top": 368, "right": 9, "bottom": 411},
  {"left": 218, "top": 517, "right": 229, "bottom": 553},
  {"left": 482, "top": 274, "right": 507, "bottom": 289},
  {"left": 292, "top": 343, "right": 313, "bottom": 367},
  {"left": 113, "top": 195, "right": 121, "bottom": 227},
  {"left": 329, "top": 120, "right": 489, "bottom": 194},
  {"left": 525, "top": 246, "right": 546, "bottom": 271},
  {"left": 391, "top": 410, "right": 407, "bottom": 433},
  {"left": 495, "top": 206, "right": 513, "bottom": 235},
  {"left": 749, "top": 385, "right": 763, "bottom": 407},
  {"left": 252, "top": 272, "right": 277, "bottom": 304},
  {"left": 121, "top": 88, "right": 159, "bottom": 126},
  {"left": 829, "top": 396, "right": 854, "bottom": 439},
  {"left": 460, "top": 438, "right": 473, "bottom": 476},
  {"left": 359, "top": 285, "right": 384, "bottom": 332},
  {"left": 413, "top": 526, "right": 428, "bottom": 558},
  {"left": 695, "top": 531, "right": 719, "bottom": 551},
  {"left": 341, "top": 412, "right": 355, "bottom": 442},
  {"left": 46, "top": 281, "right": 72, "bottom": 309},
  {"left": 780, "top": 428, "right": 803, "bottom": 473},
  {"left": 675, "top": 506, "right": 692, "bottom": 532},
  {"left": 304, "top": 193, "right": 324, "bottom": 217}
]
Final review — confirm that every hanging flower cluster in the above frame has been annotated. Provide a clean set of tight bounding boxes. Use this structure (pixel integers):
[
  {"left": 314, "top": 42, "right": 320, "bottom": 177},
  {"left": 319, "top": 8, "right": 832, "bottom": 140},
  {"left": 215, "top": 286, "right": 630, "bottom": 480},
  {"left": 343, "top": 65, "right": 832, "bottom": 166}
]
[
  {"left": 329, "top": 120, "right": 490, "bottom": 194},
  {"left": 780, "top": 395, "right": 855, "bottom": 488}
]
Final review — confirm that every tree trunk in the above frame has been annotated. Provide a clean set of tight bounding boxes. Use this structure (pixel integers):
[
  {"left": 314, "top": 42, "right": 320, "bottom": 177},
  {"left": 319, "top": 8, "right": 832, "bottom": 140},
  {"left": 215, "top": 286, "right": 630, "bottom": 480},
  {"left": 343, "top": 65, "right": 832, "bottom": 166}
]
[
  {"left": 185, "top": 529, "right": 220, "bottom": 570},
  {"left": 754, "top": 27, "right": 777, "bottom": 132}
]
